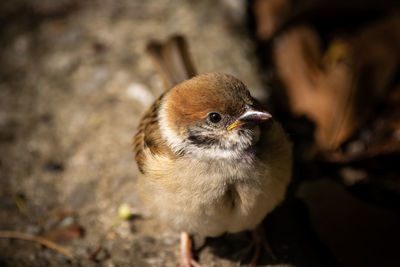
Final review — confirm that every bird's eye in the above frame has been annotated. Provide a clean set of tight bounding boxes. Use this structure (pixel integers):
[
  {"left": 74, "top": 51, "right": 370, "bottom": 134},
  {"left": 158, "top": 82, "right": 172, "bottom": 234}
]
[{"left": 208, "top": 112, "right": 222, "bottom": 123}]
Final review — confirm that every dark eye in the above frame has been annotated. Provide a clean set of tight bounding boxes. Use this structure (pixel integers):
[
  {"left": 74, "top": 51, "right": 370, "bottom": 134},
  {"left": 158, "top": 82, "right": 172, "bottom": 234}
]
[{"left": 208, "top": 112, "right": 222, "bottom": 123}]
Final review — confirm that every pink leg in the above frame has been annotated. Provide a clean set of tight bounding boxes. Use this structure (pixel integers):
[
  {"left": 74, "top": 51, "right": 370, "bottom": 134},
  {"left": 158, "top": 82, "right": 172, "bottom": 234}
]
[
  {"left": 242, "top": 225, "right": 276, "bottom": 266},
  {"left": 180, "top": 232, "right": 201, "bottom": 267}
]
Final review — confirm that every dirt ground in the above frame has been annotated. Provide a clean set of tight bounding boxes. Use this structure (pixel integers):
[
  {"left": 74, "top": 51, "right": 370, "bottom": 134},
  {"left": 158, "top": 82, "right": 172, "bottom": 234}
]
[
  {"left": 1, "top": 1, "right": 399, "bottom": 267},
  {"left": 0, "top": 1, "right": 267, "bottom": 266}
]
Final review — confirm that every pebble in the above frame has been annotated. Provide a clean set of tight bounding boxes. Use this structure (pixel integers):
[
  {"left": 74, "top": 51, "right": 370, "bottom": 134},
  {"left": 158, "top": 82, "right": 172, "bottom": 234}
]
[
  {"left": 340, "top": 167, "right": 367, "bottom": 186},
  {"left": 126, "top": 83, "right": 154, "bottom": 106}
]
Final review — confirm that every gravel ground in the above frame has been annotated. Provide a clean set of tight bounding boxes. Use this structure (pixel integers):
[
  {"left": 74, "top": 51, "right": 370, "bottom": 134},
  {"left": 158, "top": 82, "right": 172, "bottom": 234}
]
[{"left": 0, "top": 1, "right": 268, "bottom": 266}]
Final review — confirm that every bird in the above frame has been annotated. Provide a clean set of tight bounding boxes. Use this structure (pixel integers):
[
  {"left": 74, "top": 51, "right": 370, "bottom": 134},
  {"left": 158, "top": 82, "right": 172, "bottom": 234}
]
[{"left": 132, "top": 35, "right": 292, "bottom": 266}]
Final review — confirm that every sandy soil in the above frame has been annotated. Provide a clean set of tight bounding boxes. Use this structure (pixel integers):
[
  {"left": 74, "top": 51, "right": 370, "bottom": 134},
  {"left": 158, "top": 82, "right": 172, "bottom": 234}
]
[{"left": 0, "top": 1, "right": 267, "bottom": 266}]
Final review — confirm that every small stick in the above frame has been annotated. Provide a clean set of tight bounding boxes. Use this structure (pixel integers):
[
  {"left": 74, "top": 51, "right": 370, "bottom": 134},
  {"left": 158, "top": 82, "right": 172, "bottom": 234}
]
[{"left": 0, "top": 230, "right": 74, "bottom": 259}]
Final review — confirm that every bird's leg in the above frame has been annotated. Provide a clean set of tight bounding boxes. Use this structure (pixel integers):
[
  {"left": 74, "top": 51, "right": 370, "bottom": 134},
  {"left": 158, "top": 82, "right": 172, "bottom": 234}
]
[
  {"left": 241, "top": 225, "right": 276, "bottom": 266},
  {"left": 180, "top": 232, "right": 201, "bottom": 267}
]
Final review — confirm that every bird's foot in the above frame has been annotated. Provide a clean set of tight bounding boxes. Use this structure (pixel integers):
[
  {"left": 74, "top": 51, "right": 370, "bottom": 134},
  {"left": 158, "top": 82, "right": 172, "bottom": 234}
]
[
  {"left": 180, "top": 232, "right": 201, "bottom": 267},
  {"left": 240, "top": 225, "right": 276, "bottom": 266}
]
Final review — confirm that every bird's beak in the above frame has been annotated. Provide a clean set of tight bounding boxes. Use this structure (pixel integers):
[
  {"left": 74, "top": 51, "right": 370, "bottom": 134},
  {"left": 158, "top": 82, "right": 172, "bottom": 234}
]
[{"left": 227, "top": 106, "right": 272, "bottom": 131}]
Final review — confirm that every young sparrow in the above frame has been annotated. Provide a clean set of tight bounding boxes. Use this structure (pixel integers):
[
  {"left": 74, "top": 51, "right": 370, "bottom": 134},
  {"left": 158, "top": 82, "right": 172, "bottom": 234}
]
[{"left": 133, "top": 36, "right": 292, "bottom": 266}]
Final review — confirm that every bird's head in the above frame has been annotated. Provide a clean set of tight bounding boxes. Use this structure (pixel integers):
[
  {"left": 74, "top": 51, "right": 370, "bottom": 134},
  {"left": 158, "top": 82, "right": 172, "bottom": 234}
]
[{"left": 158, "top": 73, "right": 272, "bottom": 160}]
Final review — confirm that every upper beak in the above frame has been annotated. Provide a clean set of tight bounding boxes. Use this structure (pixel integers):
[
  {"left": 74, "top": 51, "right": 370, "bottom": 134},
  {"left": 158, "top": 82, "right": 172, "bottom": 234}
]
[{"left": 227, "top": 106, "right": 272, "bottom": 131}]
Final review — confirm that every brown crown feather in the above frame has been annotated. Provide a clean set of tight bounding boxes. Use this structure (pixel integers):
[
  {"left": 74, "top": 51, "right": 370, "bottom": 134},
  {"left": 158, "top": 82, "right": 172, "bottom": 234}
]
[{"left": 164, "top": 73, "right": 252, "bottom": 131}]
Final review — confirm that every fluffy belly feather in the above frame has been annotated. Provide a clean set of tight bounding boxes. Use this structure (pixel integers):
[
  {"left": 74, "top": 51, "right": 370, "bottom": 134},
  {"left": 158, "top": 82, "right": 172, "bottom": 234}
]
[{"left": 138, "top": 152, "right": 289, "bottom": 237}]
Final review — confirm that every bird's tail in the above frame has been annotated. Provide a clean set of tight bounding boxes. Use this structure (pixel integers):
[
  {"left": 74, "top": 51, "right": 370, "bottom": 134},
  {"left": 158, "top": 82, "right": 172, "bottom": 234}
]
[{"left": 146, "top": 35, "right": 197, "bottom": 91}]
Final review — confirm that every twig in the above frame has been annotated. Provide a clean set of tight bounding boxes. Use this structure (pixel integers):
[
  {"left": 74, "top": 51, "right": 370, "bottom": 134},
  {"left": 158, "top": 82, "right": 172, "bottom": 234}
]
[{"left": 0, "top": 230, "right": 74, "bottom": 259}]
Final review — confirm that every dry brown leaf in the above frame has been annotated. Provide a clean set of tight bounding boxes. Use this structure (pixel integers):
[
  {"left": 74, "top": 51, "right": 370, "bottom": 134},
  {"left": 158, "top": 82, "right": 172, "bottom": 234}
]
[
  {"left": 325, "top": 84, "right": 400, "bottom": 162},
  {"left": 44, "top": 224, "right": 84, "bottom": 243},
  {"left": 274, "top": 15, "right": 400, "bottom": 151},
  {"left": 253, "top": 0, "right": 291, "bottom": 41},
  {"left": 273, "top": 25, "right": 355, "bottom": 149}
]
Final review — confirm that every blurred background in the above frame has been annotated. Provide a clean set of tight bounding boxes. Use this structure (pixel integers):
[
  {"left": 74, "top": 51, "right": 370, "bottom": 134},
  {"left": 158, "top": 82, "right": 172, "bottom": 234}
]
[{"left": 0, "top": 0, "right": 399, "bottom": 266}]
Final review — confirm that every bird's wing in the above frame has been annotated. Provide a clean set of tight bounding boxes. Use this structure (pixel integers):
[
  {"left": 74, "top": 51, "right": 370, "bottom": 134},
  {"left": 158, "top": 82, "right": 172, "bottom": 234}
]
[
  {"left": 134, "top": 35, "right": 194, "bottom": 173},
  {"left": 132, "top": 94, "right": 175, "bottom": 174}
]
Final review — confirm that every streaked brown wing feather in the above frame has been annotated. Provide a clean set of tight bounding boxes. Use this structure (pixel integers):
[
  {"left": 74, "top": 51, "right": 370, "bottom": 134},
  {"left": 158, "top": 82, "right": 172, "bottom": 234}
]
[
  {"left": 134, "top": 35, "right": 194, "bottom": 173},
  {"left": 133, "top": 94, "right": 175, "bottom": 173}
]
